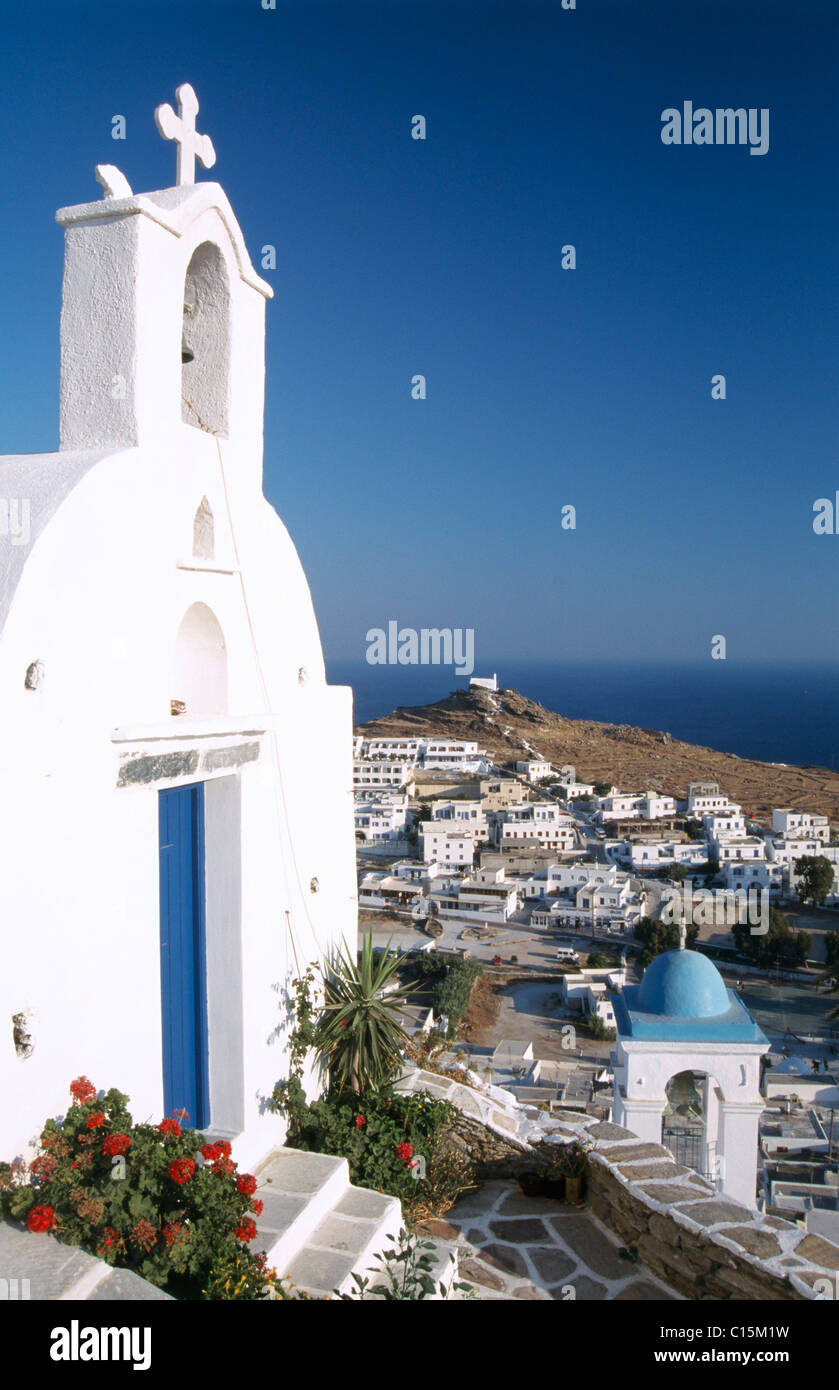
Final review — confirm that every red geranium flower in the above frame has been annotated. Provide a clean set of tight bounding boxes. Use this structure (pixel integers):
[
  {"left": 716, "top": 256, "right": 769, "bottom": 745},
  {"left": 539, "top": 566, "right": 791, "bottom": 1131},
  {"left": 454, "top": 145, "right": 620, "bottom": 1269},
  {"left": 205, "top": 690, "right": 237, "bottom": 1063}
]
[
  {"left": 69, "top": 1077, "right": 96, "bottom": 1105},
  {"left": 158, "top": 1118, "right": 181, "bottom": 1139},
  {"left": 168, "top": 1157, "right": 196, "bottom": 1186},
  {"left": 251, "top": 1199, "right": 264, "bottom": 1218},
  {"left": 216, "top": 1140, "right": 232, "bottom": 1159},
  {"left": 97, "top": 1226, "right": 119, "bottom": 1254},
  {"left": 31, "top": 1154, "right": 57, "bottom": 1180},
  {"left": 86, "top": 1112, "right": 106, "bottom": 1130},
  {"left": 163, "top": 1221, "right": 189, "bottom": 1247},
  {"left": 27, "top": 1204, "right": 56, "bottom": 1233},
  {"left": 355, "top": 1115, "right": 366, "bottom": 1128},
  {"left": 236, "top": 1173, "right": 258, "bottom": 1197},
  {"left": 200, "top": 1142, "right": 220, "bottom": 1162},
  {"left": 102, "top": 1133, "right": 131, "bottom": 1157},
  {"left": 395, "top": 1141, "right": 414, "bottom": 1164},
  {"left": 235, "top": 1218, "right": 257, "bottom": 1242},
  {"left": 213, "top": 1157, "right": 235, "bottom": 1178},
  {"left": 130, "top": 1219, "right": 158, "bottom": 1253}
]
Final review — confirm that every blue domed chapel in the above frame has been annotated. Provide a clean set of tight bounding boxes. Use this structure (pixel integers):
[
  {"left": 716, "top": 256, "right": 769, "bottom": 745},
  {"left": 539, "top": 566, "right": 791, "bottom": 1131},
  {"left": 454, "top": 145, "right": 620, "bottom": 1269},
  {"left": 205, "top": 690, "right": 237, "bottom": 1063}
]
[{"left": 612, "top": 941, "right": 768, "bottom": 1208}]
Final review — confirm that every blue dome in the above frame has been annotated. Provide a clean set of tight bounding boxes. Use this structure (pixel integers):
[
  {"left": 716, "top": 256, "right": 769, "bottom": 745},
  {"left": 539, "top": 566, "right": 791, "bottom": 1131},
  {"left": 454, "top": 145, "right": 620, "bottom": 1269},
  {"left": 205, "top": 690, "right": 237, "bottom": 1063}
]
[{"left": 636, "top": 949, "right": 730, "bottom": 1019}]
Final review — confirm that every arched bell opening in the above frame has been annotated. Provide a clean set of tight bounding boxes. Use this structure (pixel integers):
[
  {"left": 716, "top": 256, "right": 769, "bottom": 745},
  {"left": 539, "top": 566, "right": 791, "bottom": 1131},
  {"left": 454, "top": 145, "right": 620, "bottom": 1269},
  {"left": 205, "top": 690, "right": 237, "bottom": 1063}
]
[
  {"left": 181, "top": 242, "right": 231, "bottom": 436},
  {"left": 662, "top": 1069, "right": 721, "bottom": 1185}
]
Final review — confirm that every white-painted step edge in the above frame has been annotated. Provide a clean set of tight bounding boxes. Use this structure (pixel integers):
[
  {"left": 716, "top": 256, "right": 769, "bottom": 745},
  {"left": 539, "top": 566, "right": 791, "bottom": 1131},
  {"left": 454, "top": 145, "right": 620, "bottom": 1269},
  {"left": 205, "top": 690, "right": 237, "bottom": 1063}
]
[{"left": 257, "top": 1149, "right": 351, "bottom": 1274}]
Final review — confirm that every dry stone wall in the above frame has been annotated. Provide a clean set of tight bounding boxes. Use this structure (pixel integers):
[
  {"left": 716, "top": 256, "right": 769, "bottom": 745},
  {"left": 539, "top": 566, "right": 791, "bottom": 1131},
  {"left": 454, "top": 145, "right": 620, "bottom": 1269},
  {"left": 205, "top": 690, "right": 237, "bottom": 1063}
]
[{"left": 582, "top": 1121, "right": 838, "bottom": 1301}]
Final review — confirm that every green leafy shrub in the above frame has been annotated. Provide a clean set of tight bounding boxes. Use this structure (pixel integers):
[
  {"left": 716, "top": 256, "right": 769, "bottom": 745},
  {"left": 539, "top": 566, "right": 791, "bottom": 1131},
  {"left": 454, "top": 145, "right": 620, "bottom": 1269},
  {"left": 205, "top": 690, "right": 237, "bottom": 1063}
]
[
  {"left": 341, "top": 1226, "right": 474, "bottom": 1300},
  {"left": 432, "top": 959, "right": 483, "bottom": 1038},
  {"left": 291, "top": 1087, "right": 471, "bottom": 1219},
  {"left": 0, "top": 1077, "right": 273, "bottom": 1299},
  {"left": 588, "top": 1014, "right": 617, "bottom": 1041},
  {"left": 409, "top": 954, "right": 450, "bottom": 983}
]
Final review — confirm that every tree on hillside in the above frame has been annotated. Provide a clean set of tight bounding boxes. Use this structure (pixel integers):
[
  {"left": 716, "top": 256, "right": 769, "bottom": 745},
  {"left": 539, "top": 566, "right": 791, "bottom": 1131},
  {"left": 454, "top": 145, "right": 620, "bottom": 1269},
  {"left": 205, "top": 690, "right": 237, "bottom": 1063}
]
[
  {"left": 634, "top": 917, "right": 699, "bottom": 970},
  {"left": 593, "top": 781, "right": 612, "bottom": 797},
  {"left": 667, "top": 863, "right": 688, "bottom": 884},
  {"left": 731, "top": 907, "right": 812, "bottom": 971},
  {"left": 795, "top": 855, "right": 835, "bottom": 908},
  {"left": 824, "top": 931, "right": 839, "bottom": 981}
]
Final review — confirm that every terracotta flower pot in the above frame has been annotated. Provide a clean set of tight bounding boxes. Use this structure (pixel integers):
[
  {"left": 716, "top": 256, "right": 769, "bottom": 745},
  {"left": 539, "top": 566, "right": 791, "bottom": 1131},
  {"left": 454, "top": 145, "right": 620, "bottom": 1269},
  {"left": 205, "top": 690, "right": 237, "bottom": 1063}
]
[{"left": 564, "top": 1175, "right": 583, "bottom": 1204}]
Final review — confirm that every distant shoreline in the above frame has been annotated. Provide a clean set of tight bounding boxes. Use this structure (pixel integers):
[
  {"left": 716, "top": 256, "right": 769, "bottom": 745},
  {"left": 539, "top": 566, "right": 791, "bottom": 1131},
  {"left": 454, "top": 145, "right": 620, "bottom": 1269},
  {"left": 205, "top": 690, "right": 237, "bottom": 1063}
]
[{"left": 328, "top": 657, "right": 839, "bottom": 773}]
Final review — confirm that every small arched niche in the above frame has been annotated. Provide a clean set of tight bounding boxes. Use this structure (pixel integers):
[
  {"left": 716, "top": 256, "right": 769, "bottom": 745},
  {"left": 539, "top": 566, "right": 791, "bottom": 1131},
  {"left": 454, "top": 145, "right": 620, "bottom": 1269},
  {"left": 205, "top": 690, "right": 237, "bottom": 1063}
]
[
  {"left": 193, "top": 496, "right": 215, "bottom": 560},
  {"left": 181, "top": 242, "right": 231, "bottom": 436},
  {"left": 174, "top": 602, "right": 227, "bottom": 719}
]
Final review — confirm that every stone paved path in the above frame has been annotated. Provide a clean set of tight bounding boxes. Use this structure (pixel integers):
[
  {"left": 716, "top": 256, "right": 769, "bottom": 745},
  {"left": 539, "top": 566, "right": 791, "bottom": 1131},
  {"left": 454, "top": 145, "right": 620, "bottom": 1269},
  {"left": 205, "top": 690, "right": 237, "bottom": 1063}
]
[{"left": 420, "top": 1181, "right": 678, "bottom": 1301}]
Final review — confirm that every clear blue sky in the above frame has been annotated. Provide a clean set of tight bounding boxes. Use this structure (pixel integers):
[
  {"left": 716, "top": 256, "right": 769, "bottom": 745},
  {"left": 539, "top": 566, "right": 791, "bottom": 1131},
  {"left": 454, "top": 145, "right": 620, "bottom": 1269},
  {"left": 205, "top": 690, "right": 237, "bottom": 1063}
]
[{"left": 1, "top": 0, "right": 837, "bottom": 665}]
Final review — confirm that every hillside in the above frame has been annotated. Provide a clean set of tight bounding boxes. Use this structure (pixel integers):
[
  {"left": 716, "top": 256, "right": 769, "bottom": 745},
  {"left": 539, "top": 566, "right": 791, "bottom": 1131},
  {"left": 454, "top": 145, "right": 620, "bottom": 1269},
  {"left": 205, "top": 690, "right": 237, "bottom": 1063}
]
[{"left": 356, "top": 685, "right": 839, "bottom": 825}]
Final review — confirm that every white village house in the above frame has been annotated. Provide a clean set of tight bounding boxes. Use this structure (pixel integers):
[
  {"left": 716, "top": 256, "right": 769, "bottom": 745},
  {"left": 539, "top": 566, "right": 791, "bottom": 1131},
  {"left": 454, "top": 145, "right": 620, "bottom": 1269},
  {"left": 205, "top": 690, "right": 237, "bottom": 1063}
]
[{"left": 0, "top": 88, "right": 358, "bottom": 1173}]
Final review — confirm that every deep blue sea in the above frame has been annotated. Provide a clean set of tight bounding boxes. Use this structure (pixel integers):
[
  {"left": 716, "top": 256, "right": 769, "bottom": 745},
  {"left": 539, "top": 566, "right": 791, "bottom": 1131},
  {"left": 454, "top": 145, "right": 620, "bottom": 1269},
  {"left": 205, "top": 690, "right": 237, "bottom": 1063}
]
[{"left": 325, "top": 659, "right": 839, "bottom": 772}]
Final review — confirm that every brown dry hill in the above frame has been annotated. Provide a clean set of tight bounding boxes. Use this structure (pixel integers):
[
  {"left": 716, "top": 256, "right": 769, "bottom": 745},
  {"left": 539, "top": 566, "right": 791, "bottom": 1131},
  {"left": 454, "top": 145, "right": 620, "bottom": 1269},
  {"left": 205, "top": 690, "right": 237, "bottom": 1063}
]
[{"left": 357, "top": 685, "right": 839, "bottom": 826}]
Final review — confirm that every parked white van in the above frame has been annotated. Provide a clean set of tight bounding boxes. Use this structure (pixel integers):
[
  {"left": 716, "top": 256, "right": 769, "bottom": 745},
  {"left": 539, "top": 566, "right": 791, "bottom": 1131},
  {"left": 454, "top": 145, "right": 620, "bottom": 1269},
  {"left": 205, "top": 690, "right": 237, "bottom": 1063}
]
[{"left": 556, "top": 946, "right": 579, "bottom": 963}]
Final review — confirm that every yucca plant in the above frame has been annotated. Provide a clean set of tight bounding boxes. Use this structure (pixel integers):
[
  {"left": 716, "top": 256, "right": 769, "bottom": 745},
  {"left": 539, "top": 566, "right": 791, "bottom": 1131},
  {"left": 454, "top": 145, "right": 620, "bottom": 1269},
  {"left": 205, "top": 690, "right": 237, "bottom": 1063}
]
[{"left": 315, "top": 935, "right": 415, "bottom": 1093}]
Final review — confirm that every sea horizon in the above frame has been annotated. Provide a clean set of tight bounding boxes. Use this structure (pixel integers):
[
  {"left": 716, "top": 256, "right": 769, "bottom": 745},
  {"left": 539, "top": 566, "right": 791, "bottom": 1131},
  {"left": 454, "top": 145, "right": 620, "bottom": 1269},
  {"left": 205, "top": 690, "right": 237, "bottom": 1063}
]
[{"left": 325, "top": 657, "right": 839, "bottom": 773}]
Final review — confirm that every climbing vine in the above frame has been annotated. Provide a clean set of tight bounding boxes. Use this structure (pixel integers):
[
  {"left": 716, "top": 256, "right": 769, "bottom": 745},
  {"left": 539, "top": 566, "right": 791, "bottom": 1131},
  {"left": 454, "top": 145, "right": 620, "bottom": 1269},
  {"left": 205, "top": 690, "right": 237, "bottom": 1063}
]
[{"left": 270, "top": 968, "right": 318, "bottom": 1140}]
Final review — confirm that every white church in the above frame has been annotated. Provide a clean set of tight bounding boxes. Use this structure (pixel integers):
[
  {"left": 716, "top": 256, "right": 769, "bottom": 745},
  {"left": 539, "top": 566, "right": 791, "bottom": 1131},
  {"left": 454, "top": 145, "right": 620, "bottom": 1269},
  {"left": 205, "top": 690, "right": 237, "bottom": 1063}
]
[{"left": 0, "top": 86, "right": 357, "bottom": 1171}]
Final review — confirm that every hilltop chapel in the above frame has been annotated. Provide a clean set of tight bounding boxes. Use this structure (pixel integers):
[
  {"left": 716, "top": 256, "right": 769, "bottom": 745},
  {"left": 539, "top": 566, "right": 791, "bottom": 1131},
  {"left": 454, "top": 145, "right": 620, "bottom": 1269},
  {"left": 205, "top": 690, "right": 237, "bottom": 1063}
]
[{"left": 0, "top": 85, "right": 357, "bottom": 1169}]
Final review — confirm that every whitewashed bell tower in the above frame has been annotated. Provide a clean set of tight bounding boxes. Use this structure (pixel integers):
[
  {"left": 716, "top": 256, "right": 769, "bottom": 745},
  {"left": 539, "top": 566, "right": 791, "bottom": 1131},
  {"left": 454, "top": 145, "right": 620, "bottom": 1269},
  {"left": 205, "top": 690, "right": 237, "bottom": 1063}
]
[{"left": 57, "top": 83, "right": 270, "bottom": 480}]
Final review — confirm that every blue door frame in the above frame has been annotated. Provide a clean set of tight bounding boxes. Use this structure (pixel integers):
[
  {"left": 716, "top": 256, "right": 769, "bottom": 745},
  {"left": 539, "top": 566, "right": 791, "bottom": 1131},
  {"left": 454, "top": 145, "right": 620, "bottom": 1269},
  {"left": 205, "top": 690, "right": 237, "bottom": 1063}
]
[{"left": 158, "top": 783, "right": 210, "bottom": 1129}]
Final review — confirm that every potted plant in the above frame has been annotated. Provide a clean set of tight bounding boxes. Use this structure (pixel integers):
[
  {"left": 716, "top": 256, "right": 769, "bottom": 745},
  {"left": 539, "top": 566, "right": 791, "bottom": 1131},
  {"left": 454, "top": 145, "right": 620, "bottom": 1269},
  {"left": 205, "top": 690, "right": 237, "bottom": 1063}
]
[
  {"left": 557, "top": 1136, "right": 591, "bottom": 1203},
  {"left": 518, "top": 1170, "right": 548, "bottom": 1198}
]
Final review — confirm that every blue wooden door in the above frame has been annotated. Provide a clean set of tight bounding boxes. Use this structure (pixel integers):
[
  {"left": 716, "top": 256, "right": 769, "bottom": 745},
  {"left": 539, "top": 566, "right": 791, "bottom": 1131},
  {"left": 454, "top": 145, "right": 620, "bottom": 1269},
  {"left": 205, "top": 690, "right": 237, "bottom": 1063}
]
[{"left": 158, "top": 783, "right": 209, "bottom": 1129}]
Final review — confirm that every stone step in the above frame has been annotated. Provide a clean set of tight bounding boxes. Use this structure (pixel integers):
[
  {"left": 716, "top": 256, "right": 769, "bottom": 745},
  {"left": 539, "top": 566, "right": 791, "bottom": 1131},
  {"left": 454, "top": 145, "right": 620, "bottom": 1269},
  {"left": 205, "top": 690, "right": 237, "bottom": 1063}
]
[
  {"left": 254, "top": 1147, "right": 351, "bottom": 1276},
  {"left": 0, "top": 1220, "right": 172, "bottom": 1301},
  {"left": 282, "top": 1184, "right": 401, "bottom": 1298}
]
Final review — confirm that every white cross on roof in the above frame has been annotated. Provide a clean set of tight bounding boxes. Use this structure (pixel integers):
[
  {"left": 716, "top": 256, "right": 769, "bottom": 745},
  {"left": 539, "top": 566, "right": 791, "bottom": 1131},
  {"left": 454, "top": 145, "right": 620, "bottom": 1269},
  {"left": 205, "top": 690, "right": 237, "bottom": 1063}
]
[{"left": 154, "top": 83, "right": 216, "bottom": 187}]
